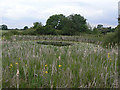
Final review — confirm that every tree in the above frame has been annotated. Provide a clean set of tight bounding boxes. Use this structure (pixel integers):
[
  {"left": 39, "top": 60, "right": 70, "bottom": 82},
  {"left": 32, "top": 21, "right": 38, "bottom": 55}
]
[
  {"left": 86, "top": 23, "right": 92, "bottom": 31},
  {"left": 62, "top": 18, "right": 75, "bottom": 35},
  {"left": 97, "top": 24, "right": 103, "bottom": 29},
  {"left": 1, "top": 24, "right": 8, "bottom": 30},
  {"left": 36, "top": 25, "right": 45, "bottom": 35},
  {"left": 92, "top": 27, "right": 99, "bottom": 34},
  {"left": 44, "top": 25, "right": 56, "bottom": 35},
  {"left": 46, "top": 14, "right": 89, "bottom": 35},
  {"left": 46, "top": 14, "right": 66, "bottom": 30},
  {"left": 33, "top": 22, "right": 43, "bottom": 29},
  {"left": 67, "top": 14, "right": 88, "bottom": 33},
  {"left": 15, "top": 28, "right": 19, "bottom": 30},
  {"left": 24, "top": 26, "right": 28, "bottom": 30}
]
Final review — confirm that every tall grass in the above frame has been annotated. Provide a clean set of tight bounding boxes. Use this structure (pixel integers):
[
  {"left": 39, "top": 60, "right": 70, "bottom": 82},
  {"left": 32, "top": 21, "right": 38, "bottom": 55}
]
[
  {"left": 0, "top": 31, "right": 2, "bottom": 89},
  {"left": 2, "top": 36, "right": 118, "bottom": 88}
]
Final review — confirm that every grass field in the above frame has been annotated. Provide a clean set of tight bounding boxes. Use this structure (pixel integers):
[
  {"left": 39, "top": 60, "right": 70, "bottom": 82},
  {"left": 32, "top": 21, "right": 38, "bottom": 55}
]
[
  {"left": 0, "top": 30, "right": 8, "bottom": 33},
  {"left": 0, "top": 30, "right": 23, "bottom": 35},
  {"left": 2, "top": 35, "right": 118, "bottom": 88}
]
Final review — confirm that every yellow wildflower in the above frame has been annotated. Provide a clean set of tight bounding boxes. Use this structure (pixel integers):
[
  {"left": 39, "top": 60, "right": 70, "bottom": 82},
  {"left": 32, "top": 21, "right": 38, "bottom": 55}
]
[
  {"left": 19, "top": 57, "right": 20, "bottom": 60},
  {"left": 15, "top": 62, "right": 18, "bottom": 65},
  {"left": 25, "top": 64, "right": 27, "bottom": 67},
  {"left": 45, "top": 71, "right": 48, "bottom": 74},
  {"left": 10, "top": 64, "right": 13, "bottom": 67},
  {"left": 110, "top": 59, "right": 112, "bottom": 61},
  {"left": 108, "top": 53, "right": 110, "bottom": 59},
  {"left": 59, "top": 65, "right": 62, "bottom": 67},
  {"left": 45, "top": 64, "right": 47, "bottom": 67}
]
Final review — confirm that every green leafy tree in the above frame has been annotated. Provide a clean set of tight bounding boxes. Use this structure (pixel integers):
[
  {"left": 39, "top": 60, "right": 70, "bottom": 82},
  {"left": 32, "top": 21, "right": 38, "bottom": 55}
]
[
  {"left": 36, "top": 25, "right": 45, "bottom": 35},
  {"left": 103, "top": 25, "right": 120, "bottom": 47},
  {"left": 46, "top": 14, "right": 66, "bottom": 30},
  {"left": 44, "top": 25, "right": 56, "bottom": 35},
  {"left": 33, "top": 22, "right": 43, "bottom": 29},
  {"left": 36, "top": 25, "right": 56, "bottom": 35},
  {"left": 97, "top": 24, "right": 103, "bottom": 29},
  {"left": 1, "top": 24, "right": 8, "bottom": 30},
  {"left": 62, "top": 18, "right": 75, "bottom": 35},
  {"left": 46, "top": 14, "right": 88, "bottom": 35},
  {"left": 23, "top": 26, "right": 28, "bottom": 30},
  {"left": 67, "top": 14, "right": 88, "bottom": 33},
  {"left": 92, "top": 27, "right": 99, "bottom": 34}
]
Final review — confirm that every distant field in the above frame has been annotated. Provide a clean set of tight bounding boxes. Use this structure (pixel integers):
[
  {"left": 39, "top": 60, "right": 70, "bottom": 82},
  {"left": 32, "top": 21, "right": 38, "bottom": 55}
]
[
  {"left": 0, "top": 30, "right": 8, "bottom": 33},
  {"left": 0, "top": 30, "right": 23, "bottom": 36},
  {"left": 0, "top": 30, "right": 23, "bottom": 33}
]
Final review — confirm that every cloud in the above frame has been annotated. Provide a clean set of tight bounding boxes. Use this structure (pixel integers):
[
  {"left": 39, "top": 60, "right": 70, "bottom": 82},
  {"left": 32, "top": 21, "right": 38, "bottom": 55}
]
[{"left": 0, "top": 0, "right": 119, "bottom": 28}]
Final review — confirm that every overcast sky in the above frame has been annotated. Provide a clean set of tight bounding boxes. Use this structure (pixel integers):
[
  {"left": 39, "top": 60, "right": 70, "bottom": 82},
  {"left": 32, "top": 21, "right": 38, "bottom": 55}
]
[{"left": 0, "top": 0, "right": 119, "bottom": 29}]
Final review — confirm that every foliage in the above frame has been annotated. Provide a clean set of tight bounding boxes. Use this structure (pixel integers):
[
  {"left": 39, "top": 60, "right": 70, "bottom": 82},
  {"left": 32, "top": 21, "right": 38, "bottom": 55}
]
[
  {"left": 102, "top": 25, "right": 119, "bottom": 47},
  {"left": 23, "top": 26, "right": 29, "bottom": 30},
  {"left": 46, "top": 14, "right": 89, "bottom": 35},
  {"left": 92, "top": 27, "right": 100, "bottom": 35},
  {"left": 67, "top": 14, "right": 88, "bottom": 33},
  {"left": 97, "top": 24, "right": 103, "bottom": 29},
  {"left": 96, "top": 24, "right": 115, "bottom": 35},
  {"left": 2, "top": 30, "right": 20, "bottom": 40},
  {"left": 2, "top": 36, "right": 118, "bottom": 88},
  {"left": 61, "top": 18, "right": 75, "bottom": 35},
  {"left": 33, "top": 22, "right": 43, "bottom": 29},
  {"left": 46, "top": 14, "right": 66, "bottom": 30},
  {"left": 1, "top": 24, "right": 8, "bottom": 30},
  {"left": 1, "top": 14, "right": 117, "bottom": 36},
  {"left": 20, "top": 29, "right": 37, "bottom": 35},
  {"left": 35, "top": 25, "right": 56, "bottom": 35}
]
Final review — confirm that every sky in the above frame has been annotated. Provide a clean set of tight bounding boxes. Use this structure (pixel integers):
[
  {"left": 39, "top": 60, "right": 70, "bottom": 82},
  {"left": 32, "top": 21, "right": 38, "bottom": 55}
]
[{"left": 0, "top": 0, "right": 119, "bottom": 29}]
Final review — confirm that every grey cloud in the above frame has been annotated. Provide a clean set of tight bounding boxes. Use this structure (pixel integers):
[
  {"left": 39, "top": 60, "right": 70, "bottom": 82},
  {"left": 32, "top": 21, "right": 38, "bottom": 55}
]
[{"left": 1, "top": 0, "right": 119, "bottom": 28}]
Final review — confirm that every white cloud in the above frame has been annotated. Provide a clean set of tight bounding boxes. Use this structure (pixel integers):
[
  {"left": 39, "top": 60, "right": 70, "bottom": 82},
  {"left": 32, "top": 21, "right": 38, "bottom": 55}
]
[{"left": 0, "top": 0, "right": 119, "bottom": 28}]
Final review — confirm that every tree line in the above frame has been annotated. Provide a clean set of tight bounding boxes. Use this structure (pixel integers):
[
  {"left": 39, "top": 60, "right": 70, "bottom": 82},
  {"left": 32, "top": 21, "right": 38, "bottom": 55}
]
[{"left": 1, "top": 14, "right": 117, "bottom": 35}]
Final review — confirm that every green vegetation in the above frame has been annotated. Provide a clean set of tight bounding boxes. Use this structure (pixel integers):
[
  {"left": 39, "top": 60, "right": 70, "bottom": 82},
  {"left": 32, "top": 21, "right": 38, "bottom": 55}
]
[
  {"left": 1, "top": 13, "right": 119, "bottom": 88},
  {"left": 23, "top": 26, "right": 29, "bottom": 30},
  {"left": 2, "top": 36, "right": 118, "bottom": 88},
  {"left": 102, "top": 25, "right": 119, "bottom": 47},
  {"left": 1, "top": 25, "right": 8, "bottom": 30}
]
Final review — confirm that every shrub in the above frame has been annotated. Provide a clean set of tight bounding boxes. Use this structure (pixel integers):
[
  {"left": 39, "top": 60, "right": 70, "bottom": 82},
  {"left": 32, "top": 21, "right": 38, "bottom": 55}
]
[
  {"left": 2, "top": 30, "right": 20, "bottom": 40},
  {"left": 20, "top": 29, "right": 37, "bottom": 35},
  {"left": 102, "top": 27, "right": 119, "bottom": 47}
]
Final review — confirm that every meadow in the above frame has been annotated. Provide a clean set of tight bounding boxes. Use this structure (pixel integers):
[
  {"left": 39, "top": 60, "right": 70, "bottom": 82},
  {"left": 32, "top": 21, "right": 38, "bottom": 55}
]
[{"left": 2, "top": 35, "right": 118, "bottom": 88}]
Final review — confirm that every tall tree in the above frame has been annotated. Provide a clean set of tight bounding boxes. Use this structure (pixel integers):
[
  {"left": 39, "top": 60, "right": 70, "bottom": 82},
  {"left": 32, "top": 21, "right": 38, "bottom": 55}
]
[
  {"left": 97, "top": 24, "right": 103, "bottom": 29},
  {"left": 33, "top": 22, "right": 43, "bottom": 29},
  {"left": 46, "top": 14, "right": 66, "bottom": 30},
  {"left": 1, "top": 24, "right": 8, "bottom": 30},
  {"left": 45, "top": 14, "right": 89, "bottom": 35},
  {"left": 67, "top": 14, "right": 88, "bottom": 32},
  {"left": 23, "top": 26, "right": 28, "bottom": 30}
]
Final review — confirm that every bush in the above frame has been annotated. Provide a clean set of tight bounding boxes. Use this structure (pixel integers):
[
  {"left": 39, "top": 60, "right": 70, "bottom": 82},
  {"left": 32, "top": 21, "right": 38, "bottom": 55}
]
[
  {"left": 2, "top": 30, "right": 20, "bottom": 40},
  {"left": 102, "top": 27, "right": 119, "bottom": 47},
  {"left": 20, "top": 29, "right": 37, "bottom": 35}
]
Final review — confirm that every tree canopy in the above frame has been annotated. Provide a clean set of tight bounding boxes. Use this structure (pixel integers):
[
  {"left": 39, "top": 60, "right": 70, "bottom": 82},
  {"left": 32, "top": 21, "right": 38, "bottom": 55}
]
[
  {"left": 1, "top": 24, "right": 8, "bottom": 30},
  {"left": 46, "top": 14, "right": 66, "bottom": 30},
  {"left": 45, "top": 14, "right": 89, "bottom": 35},
  {"left": 24, "top": 26, "right": 28, "bottom": 30}
]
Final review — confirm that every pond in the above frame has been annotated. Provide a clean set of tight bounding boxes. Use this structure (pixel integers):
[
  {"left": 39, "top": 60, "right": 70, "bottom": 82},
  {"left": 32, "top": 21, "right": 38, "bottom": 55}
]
[{"left": 36, "top": 41, "right": 74, "bottom": 46}]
